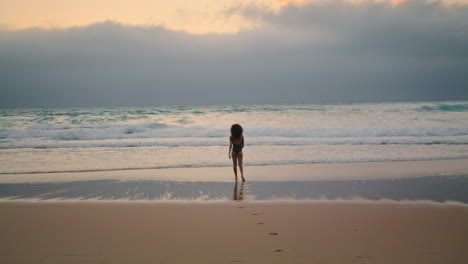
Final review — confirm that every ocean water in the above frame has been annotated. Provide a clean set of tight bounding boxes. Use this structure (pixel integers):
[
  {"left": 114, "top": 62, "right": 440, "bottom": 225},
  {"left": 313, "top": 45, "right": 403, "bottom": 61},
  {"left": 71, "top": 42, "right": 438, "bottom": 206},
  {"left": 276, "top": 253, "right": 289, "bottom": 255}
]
[{"left": 1, "top": 101, "right": 468, "bottom": 174}]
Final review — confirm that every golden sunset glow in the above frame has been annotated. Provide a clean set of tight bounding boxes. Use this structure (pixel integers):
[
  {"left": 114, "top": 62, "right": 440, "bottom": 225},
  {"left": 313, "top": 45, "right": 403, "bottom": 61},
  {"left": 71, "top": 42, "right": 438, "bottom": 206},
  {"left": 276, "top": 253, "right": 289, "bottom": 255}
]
[
  {"left": 0, "top": 0, "right": 467, "bottom": 33},
  {"left": 0, "top": 0, "right": 279, "bottom": 34},
  {"left": 274, "top": 0, "right": 308, "bottom": 4}
]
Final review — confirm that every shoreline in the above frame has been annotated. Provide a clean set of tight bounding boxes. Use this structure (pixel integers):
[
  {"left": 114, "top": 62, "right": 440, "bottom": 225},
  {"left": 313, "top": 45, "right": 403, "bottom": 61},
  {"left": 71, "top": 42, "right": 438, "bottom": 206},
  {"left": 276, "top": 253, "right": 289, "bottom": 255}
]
[
  {"left": 1, "top": 175, "right": 467, "bottom": 204},
  {"left": 1, "top": 159, "right": 467, "bottom": 203},
  {"left": 1, "top": 158, "right": 467, "bottom": 183},
  {"left": 2, "top": 157, "right": 468, "bottom": 175},
  {"left": 1, "top": 198, "right": 468, "bottom": 207}
]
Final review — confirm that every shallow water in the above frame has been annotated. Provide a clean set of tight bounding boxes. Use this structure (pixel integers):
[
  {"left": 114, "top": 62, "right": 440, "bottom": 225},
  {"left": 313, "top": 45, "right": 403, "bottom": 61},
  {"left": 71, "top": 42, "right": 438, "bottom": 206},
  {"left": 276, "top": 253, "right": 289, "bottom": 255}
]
[{"left": 1, "top": 101, "right": 468, "bottom": 174}]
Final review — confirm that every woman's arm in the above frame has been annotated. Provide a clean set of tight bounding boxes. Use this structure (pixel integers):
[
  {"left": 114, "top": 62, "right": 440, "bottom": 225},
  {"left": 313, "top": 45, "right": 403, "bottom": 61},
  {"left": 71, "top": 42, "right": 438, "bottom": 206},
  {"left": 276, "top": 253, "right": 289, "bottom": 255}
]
[
  {"left": 242, "top": 136, "right": 244, "bottom": 148},
  {"left": 228, "top": 137, "right": 232, "bottom": 159}
]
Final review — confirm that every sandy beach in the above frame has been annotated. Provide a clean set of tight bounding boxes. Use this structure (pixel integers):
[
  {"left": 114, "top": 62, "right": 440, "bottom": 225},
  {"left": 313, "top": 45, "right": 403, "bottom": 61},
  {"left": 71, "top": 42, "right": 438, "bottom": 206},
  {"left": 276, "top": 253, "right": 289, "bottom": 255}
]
[
  {"left": 1, "top": 160, "right": 467, "bottom": 263},
  {"left": 1, "top": 160, "right": 467, "bottom": 264},
  {"left": 1, "top": 201, "right": 467, "bottom": 264}
]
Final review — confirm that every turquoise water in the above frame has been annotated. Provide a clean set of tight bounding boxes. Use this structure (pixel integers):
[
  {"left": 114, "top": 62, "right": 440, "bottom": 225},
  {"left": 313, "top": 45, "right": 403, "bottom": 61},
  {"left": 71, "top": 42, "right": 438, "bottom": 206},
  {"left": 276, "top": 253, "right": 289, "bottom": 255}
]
[{"left": 1, "top": 101, "right": 468, "bottom": 174}]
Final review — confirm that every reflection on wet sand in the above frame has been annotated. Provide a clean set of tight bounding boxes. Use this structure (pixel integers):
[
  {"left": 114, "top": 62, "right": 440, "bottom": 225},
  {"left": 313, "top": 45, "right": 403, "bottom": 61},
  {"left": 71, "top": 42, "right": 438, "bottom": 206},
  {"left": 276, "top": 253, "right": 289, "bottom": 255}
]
[
  {"left": 0, "top": 175, "right": 467, "bottom": 202},
  {"left": 233, "top": 181, "right": 245, "bottom": 201}
]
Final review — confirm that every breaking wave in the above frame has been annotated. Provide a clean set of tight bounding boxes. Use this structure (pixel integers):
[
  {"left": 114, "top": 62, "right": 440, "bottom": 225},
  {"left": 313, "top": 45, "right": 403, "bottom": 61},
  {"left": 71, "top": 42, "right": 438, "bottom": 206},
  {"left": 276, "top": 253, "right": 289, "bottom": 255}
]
[{"left": 418, "top": 104, "right": 468, "bottom": 112}]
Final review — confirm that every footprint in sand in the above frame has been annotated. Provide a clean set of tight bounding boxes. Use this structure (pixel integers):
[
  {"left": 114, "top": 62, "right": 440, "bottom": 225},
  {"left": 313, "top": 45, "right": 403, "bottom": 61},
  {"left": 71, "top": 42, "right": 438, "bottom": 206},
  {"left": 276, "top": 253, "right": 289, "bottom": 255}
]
[
  {"left": 251, "top": 213, "right": 261, "bottom": 215},
  {"left": 269, "top": 232, "right": 279, "bottom": 235},
  {"left": 257, "top": 222, "right": 264, "bottom": 225},
  {"left": 238, "top": 207, "right": 244, "bottom": 209},
  {"left": 274, "top": 249, "right": 284, "bottom": 252}
]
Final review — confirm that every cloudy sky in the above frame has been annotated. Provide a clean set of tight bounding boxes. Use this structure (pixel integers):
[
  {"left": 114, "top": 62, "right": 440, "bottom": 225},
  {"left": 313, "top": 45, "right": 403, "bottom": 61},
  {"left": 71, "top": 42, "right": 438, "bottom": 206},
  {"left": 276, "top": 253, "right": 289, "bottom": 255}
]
[{"left": 1, "top": 0, "right": 467, "bottom": 107}]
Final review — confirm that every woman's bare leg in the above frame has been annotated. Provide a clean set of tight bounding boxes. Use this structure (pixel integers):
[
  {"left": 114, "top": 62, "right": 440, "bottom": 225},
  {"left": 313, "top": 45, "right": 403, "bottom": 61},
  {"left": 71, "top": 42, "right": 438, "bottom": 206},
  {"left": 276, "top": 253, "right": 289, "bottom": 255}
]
[
  {"left": 238, "top": 152, "right": 245, "bottom": 181},
  {"left": 232, "top": 151, "right": 238, "bottom": 178}
]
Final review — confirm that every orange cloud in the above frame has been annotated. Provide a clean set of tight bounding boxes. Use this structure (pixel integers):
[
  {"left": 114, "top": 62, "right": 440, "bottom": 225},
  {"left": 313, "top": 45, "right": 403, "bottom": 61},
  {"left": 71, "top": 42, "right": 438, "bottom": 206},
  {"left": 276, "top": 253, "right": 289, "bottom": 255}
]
[
  {"left": 274, "top": 0, "right": 307, "bottom": 5},
  {"left": 0, "top": 0, "right": 262, "bottom": 34},
  {"left": 274, "top": 0, "right": 408, "bottom": 5}
]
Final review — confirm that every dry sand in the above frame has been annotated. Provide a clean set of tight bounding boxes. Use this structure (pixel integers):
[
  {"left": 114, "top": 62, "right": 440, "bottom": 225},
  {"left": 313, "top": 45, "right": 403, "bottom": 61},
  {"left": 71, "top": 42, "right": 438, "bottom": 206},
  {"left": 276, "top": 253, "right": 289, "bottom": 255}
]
[{"left": 1, "top": 201, "right": 467, "bottom": 264}]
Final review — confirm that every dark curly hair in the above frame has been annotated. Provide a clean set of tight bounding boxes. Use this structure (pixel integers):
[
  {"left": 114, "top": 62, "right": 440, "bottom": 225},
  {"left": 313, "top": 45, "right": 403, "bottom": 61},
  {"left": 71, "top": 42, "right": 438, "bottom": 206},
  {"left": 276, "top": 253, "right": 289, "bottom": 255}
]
[{"left": 230, "top": 124, "right": 243, "bottom": 139}]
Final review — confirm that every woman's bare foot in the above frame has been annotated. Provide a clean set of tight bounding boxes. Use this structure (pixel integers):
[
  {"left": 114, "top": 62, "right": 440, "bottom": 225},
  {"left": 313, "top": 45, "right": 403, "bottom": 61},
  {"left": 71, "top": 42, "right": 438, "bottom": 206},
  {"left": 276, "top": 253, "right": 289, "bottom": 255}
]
[{"left": 241, "top": 176, "right": 246, "bottom": 182}]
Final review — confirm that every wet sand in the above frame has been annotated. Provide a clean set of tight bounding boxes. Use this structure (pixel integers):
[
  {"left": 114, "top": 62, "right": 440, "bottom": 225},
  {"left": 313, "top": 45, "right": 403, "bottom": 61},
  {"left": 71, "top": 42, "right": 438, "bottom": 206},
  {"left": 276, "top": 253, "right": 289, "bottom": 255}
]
[
  {"left": 1, "top": 159, "right": 468, "bottom": 202},
  {"left": 1, "top": 158, "right": 468, "bottom": 183},
  {"left": 1, "top": 175, "right": 468, "bottom": 202},
  {"left": 1, "top": 201, "right": 467, "bottom": 264}
]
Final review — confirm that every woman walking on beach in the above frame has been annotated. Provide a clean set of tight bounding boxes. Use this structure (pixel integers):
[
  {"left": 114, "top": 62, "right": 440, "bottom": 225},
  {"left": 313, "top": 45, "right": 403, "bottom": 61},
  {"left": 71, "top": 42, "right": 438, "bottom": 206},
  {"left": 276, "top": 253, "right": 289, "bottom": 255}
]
[{"left": 229, "top": 124, "right": 245, "bottom": 182}]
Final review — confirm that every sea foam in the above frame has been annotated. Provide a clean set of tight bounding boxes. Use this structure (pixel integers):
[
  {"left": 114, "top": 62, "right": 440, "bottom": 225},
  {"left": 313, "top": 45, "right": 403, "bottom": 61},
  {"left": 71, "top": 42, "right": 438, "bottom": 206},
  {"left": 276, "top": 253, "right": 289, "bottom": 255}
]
[{"left": 1, "top": 102, "right": 468, "bottom": 173}]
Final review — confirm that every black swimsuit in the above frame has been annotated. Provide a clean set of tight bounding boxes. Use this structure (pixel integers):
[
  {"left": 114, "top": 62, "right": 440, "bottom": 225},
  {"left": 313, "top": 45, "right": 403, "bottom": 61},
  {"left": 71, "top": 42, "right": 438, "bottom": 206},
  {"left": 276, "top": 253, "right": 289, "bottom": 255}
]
[{"left": 231, "top": 136, "right": 244, "bottom": 154}]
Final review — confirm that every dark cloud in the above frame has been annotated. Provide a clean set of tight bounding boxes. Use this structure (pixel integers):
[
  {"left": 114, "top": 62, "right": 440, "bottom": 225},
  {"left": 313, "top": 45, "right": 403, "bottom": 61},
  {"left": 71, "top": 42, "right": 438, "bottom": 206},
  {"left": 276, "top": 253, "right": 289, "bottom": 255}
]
[
  {"left": 1, "top": 0, "right": 468, "bottom": 108},
  {"left": 228, "top": 0, "right": 468, "bottom": 57}
]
